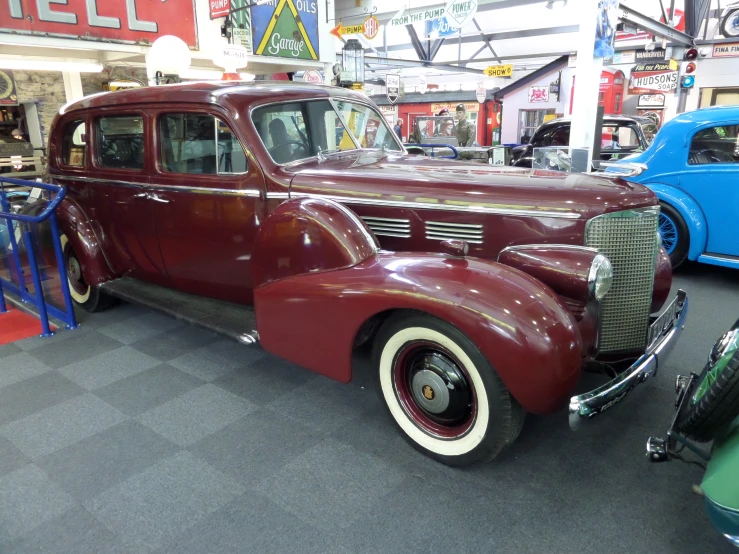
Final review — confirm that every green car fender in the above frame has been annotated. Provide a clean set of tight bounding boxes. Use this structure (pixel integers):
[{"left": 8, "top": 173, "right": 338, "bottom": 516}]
[{"left": 702, "top": 417, "right": 739, "bottom": 542}]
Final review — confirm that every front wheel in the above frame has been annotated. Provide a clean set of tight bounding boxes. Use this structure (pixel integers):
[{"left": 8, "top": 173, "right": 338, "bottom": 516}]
[
  {"left": 658, "top": 202, "right": 689, "bottom": 268},
  {"left": 60, "top": 234, "right": 114, "bottom": 313},
  {"left": 373, "top": 313, "right": 524, "bottom": 467}
]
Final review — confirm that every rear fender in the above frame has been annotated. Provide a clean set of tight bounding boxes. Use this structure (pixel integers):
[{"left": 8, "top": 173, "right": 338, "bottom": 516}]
[
  {"left": 57, "top": 198, "right": 115, "bottom": 286},
  {"left": 648, "top": 183, "right": 707, "bottom": 261},
  {"left": 255, "top": 252, "right": 583, "bottom": 415}
]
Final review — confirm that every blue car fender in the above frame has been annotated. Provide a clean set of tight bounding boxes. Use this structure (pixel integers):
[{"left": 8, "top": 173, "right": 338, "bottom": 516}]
[{"left": 647, "top": 183, "right": 707, "bottom": 261}]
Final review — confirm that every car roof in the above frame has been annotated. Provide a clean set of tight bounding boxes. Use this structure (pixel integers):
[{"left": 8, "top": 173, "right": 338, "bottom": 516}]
[
  {"left": 59, "top": 81, "right": 368, "bottom": 115},
  {"left": 541, "top": 115, "right": 642, "bottom": 126}
]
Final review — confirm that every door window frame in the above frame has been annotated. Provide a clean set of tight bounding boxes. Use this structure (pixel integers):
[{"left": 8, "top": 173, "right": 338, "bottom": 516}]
[
  {"left": 687, "top": 121, "right": 739, "bottom": 166},
  {"left": 92, "top": 111, "right": 148, "bottom": 173},
  {"left": 57, "top": 117, "right": 88, "bottom": 169}
]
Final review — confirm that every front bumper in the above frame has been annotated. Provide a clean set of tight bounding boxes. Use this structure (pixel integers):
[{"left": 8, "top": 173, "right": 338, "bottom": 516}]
[{"left": 568, "top": 289, "right": 688, "bottom": 427}]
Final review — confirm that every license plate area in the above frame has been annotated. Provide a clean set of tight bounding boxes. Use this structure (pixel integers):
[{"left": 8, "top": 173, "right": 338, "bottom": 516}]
[{"left": 646, "top": 296, "right": 679, "bottom": 351}]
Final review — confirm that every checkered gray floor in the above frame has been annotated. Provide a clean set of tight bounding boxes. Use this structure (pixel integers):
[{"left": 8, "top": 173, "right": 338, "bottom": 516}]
[{"left": 0, "top": 263, "right": 737, "bottom": 553}]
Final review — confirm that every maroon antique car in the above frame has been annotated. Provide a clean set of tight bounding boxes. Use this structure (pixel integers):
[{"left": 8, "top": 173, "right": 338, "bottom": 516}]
[{"left": 47, "top": 82, "right": 687, "bottom": 466}]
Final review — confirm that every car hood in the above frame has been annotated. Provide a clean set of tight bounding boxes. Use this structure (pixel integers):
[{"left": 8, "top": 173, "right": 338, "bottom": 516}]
[{"left": 288, "top": 152, "right": 658, "bottom": 220}]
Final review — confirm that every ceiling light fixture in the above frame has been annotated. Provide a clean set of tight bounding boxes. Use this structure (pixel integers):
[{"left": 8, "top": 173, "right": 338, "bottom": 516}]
[{"left": 0, "top": 59, "right": 103, "bottom": 73}]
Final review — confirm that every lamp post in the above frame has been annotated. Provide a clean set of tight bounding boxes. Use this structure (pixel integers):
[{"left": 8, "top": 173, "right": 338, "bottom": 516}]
[{"left": 340, "top": 39, "right": 364, "bottom": 90}]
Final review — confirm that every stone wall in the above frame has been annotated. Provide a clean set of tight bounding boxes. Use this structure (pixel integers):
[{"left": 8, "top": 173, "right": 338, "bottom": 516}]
[
  {"left": 81, "top": 66, "right": 149, "bottom": 96},
  {"left": 13, "top": 70, "right": 66, "bottom": 148}
]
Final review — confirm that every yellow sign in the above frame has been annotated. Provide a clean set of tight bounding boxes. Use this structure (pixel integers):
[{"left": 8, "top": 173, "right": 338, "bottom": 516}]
[
  {"left": 668, "top": 58, "right": 678, "bottom": 70},
  {"left": 484, "top": 64, "right": 513, "bottom": 77}
]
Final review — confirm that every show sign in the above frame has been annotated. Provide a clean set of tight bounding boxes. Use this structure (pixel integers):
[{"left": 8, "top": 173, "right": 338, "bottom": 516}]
[
  {"left": 0, "top": 0, "right": 197, "bottom": 47},
  {"left": 629, "top": 62, "right": 678, "bottom": 94},
  {"left": 253, "top": 0, "right": 319, "bottom": 60}
]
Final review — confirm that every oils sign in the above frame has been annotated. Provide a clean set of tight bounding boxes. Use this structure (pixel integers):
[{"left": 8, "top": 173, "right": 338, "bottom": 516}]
[{"left": 483, "top": 64, "right": 513, "bottom": 77}]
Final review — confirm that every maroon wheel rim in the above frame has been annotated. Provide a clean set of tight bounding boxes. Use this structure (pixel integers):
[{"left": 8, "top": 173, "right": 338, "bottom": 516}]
[{"left": 392, "top": 340, "right": 477, "bottom": 439}]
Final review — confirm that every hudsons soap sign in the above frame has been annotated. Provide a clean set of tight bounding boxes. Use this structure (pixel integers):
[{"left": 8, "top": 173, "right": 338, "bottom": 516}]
[{"left": 252, "top": 0, "right": 319, "bottom": 60}]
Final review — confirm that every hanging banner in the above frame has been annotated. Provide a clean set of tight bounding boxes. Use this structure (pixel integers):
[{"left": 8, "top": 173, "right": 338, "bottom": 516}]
[
  {"left": 445, "top": 0, "right": 478, "bottom": 29},
  {"left": 425, "top": 16, "right": 458, "bottom": 37},
  {"left": 252, "top": 0, "right": 319, "bottom": 60},
  {"left": 476, "top": 83, "right": 486, "bottom": 104},
  {"left": 230, "top": 0, "right": 253, "bottom": 54},
  {"left": 628, "top": 62, "right": 678, "bottom": 94},
  {"left": 303, "top": 70, "right": 323, "bottom": 83},
  {"left": 0, "top": 0, "right": 198, "bottom": 47},
  {"left": 0, "top": 70, "right": 18, "bottom": 106},
  {"left": 418, "top": 74, "right": 428, "bottom": 94},
  {"left": 388, "top": 6, "right": 446, "bottom": 27},
  {"left": 386, "top": 74, "right": 400, "bottom": 104}
]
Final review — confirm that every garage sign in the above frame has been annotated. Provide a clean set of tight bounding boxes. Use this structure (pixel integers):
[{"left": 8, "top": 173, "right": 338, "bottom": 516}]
[{"left": 628, "top": 62, "right": 678, "bottom": 94}]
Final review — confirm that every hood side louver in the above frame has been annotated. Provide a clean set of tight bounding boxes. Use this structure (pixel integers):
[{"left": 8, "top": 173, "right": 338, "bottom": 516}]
[
  {"left": 361, "top": 216, "right": 411, "bottom": 238},
  {"left": 425, "top": 221, "right": 483, "bottom": 244}
]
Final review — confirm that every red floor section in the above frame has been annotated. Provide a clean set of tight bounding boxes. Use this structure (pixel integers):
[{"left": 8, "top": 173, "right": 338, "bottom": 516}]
[{"left": 0, "top": 308, "right": 54, "bottom": 345}]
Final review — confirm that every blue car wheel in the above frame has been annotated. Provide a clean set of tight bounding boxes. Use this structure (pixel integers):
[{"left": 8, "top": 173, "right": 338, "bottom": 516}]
[
  {"left": 659, "top": 212, "right": 678, "bottom": 255},
  {"left": 659, "top": 202, "right": 689, "bottom": 268}
]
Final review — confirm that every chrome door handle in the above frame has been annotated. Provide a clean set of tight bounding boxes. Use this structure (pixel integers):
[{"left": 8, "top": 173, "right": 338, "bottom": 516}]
[
  {"left": 148, "top": 193, "right": 170, "bottom": 203},
  {"left": 132, "top": 192, "right": 148, "bottom": 198}
]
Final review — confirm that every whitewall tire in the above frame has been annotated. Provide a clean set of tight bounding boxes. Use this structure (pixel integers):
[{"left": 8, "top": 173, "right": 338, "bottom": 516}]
[
  {"left": 60, "top": 234, "right": 113, "bottom": 312},
  {"left": 373, "top": 313, "right": 524, "bottom": 466}
]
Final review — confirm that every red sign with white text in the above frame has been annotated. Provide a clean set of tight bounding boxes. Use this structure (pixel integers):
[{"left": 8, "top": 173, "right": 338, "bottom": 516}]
[
  {"left": 0, "top": 0, "right": 197, "bottom": 47},
  {"left": 210, "top": 0, "right": 231, "bottom": 19}
]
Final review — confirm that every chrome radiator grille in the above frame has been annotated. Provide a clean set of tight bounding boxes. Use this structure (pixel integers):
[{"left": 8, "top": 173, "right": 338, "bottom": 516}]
[
  {"left": 585, "top": 208, "right": 659, "bottom": 353},
  {"left": 425, "top": 221, "right": 483, "bottom": 244}
]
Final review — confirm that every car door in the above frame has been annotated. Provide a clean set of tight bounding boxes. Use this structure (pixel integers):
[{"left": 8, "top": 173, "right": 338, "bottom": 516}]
[
  {"left": 89, "top": 111, "right": 167, "bottom": 284},
  {"left": 152, "top": 109, "right": 266, "bottom": 304},
  {"left": 680, "top": 122, "right": 739, "bottom": 257}
]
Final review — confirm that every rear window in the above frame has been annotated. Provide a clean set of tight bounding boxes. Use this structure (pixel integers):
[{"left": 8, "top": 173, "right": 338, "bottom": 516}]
[
  {"left": 98, "top": 115, "right": 145, "bottom": 170},
  {"left": 61, "top": 120, "right": 86, "bottom": 167}
]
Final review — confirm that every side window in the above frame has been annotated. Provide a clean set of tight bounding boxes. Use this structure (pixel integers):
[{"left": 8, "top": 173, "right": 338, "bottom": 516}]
[
  {"left": 549, "top": 127, "right": 569, "bottom": 147},
  {"left": 253, "top": 102, "right": 311, "bottom": 164},
  {"left": 98, "top": 115, "right": 145, "bottom": 170},
  {"left": 61, "top": 120, "right": 86, "bottom": 167},
  {"left": 160, "top": 113, "right": 247, "bottom": 175},
  {"left": 689, "top": 125, "right": 739, "bottom": 165}
]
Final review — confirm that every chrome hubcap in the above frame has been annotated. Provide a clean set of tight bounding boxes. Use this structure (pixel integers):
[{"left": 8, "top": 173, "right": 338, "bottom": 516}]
[{"left": 411, "top": 369, "right": 450, "bottom": 414}]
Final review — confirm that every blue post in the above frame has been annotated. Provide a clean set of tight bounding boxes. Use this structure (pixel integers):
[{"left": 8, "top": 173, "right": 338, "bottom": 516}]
[
  {"left": 0, "top": 192, "right": 28, "bottom": 298},
  {"left": 0, "top": 276, "right": 6, "bottom": 313},
  {"left": 49, "top": 213, "right": 78, "bottom": 329},
  {"left": 22, "top": 228, "right": 54, "bottom": 337}
]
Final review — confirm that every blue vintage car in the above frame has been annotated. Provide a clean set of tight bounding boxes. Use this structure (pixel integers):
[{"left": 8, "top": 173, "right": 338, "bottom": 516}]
[{"left": 610, "top": 106, "right": 739, "bottom": 268}]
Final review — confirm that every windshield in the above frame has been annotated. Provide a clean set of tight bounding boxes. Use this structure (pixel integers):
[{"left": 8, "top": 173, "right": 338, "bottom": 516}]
[{"left": 252, "top": 99, "right": 402, "bottom": 164}]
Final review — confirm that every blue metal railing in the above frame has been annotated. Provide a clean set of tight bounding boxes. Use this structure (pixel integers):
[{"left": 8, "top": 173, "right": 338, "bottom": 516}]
[
  {"left": 0, "top": 175, "right": 78, "bottom": 336},
  {"left": 404, "top": 143, "right": 459, "bottom": 159}
]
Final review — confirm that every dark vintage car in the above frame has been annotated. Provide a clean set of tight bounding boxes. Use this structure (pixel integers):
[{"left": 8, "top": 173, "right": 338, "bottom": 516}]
[
  {"left": 406, "top": 115, "right": 492, "bottom": 163},
  {"left": 47, "top": 82, "right": 687, "bottom": 466},
  {"left": 511, "top": 114, "right": 649, "bottom": 168}
]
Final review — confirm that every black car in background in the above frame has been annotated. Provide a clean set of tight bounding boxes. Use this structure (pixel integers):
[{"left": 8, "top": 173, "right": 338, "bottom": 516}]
[{"left": 510, "top": 115, "right": 650, "bottom": 168}]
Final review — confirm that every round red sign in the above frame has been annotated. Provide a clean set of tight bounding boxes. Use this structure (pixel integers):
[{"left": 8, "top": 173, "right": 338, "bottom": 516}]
[{"left": 363, "top": 16, "right": 379, "bottom": 40}]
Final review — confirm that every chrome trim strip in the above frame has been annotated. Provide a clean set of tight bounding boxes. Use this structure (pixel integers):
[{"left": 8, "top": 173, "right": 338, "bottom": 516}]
[
  {"left": 499, "top": 244, "right": 599, "bottom": 256},
  {"left": 700, "top": 254, "right": 739, "bottom": 263},
  {"left": 361, "top": 216, "right": 411, "bottom": 224},
  {"left": 289, "top": 192, "right": 580, "bottom": 219},
  {"left": 372, "top": 231, "right": 412, "bottom": 238},
  {"left": 50, "top": 174, "right": 261, "bottom": 198},
  {"left": 367, "top": 225, "right": 410, "bottom": 232},
  {"left": 569, "top": 289, "right": 688, "bottom": 427},
  {"left": 426, "top": 229, "right": 482, "bottom": 238},
  {"left": 265, "top": 192, "right": 291, "bottom": 199},
  {"left": 425, "top": 221, "right": 482, "bottom": 229},
  {"left": 426, "top": 234, "right": 483, "bottom": 244}
]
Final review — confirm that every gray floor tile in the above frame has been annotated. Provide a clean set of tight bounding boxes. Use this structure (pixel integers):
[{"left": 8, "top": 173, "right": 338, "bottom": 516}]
[
  {"left": 73, "top": 301, "right": 148, "bottom": 330},
  {"left": 263, "top": 376, "right": 378, "bottom": 433},
  {"left": 97, "top": 312, "right": 185, "bottom": 345},
  {"left": 128, "top": 326, "right": 220, "bottom": 362},
  {"left": 137, "top": 384, "right": 255, "bottom": 447},
  {"left": 189, "top": 409, "right": 325, "bottom": 484},
  {"left": 37, "top": 420, "right": 180, "bottom": 502},
  {"left": 0, "top": 351, "right": 53, "bottom": 389},
  {"left": 212, "top": 353, "right": 316, "bottom": 406},
  {"left": 59, "top": 346, "right": 161, "bottom": 390},
  {"left": 255, "top": 439, "right": 408, "bottom": 532},
  {"left": 0, "top": 371, "right": 85, "bottom": 426},
  {"left": 92, "top": 364, "right": 204, "bottom": 417},
  {"left": 84, "top": 451, "right": 246, "bottom": 552},
  {"left": 0, "top": 435, "right": 30, "bottom": 478},
  {"left": 0, "top": 464, "right": 76, "bottom": 543},
  {"left": 3, "top": 506, "right": 129, "bottom": 554},
  {"left": 0, "top": 342, "right": 21, "bottom": 359},
  {"left": 28, "top": 330, "right": 123, "bottom": 369},
  {"left": 169, "top": 339, "right": 265, "bottom": 382},
  {"left": 1, "top": 393, "right": 128, "bottom": 458},
  {"left": 14, "top": 325, "right": 91, "bottom": 352},
  {"left": 158, "top": 493, "right": 352, "bottom": 554}
]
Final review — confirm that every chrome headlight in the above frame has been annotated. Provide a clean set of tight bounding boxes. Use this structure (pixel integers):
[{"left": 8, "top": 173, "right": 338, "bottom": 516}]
[{"left": 588, "top": 254, "right": 613, "bottom": 300}]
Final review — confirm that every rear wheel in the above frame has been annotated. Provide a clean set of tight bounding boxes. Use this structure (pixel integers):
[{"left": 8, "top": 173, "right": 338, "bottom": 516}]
[
  {"left": 373, "top": 313, "right": 524, "bottom": 467},
  {"left": 659, "top": 202, "right": 689, "bottom": 268},
  {"left": 60, "top": 234, "right": 114, "bottom": 312}
]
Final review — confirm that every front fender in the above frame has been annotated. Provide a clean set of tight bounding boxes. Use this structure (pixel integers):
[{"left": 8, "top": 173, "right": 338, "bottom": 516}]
[
  {"left": 57, "top": 198, "right": 115, "bottom": 286},
  {"left": 647, "top": 183, "right": 707, "bottom": 261},
  {"left": 255, "top": 252, "right": 583, "bottom": 415}
]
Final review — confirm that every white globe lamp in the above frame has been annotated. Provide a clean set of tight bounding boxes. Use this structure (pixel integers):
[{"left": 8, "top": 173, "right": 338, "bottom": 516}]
[{"left": 149, "top": 35, "right": 191, "bottom": 84}]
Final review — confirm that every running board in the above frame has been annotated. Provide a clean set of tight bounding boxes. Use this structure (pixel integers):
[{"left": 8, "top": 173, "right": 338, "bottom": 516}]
[{"left": 99, "top": 277, "right": 258, "bottom": 344}]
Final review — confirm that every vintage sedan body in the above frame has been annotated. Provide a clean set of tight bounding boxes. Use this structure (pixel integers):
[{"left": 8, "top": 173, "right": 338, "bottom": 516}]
[
  {"left": 47, "top": 82, "right": 687, "bottom": 466},
  {"left": 610, "top": 106, "right": 739, "bottom": 269}
]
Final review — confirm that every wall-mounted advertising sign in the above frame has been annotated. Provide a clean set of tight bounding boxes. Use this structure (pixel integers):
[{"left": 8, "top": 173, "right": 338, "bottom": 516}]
[
  {"left": 528, "top": 86, "right": 549, "bottom": 103},
  {"left": 253, "top": 0, "right": 319, "bottom": 60},
  {"left": 713, "top": 43, "right": 739, "bottom": 57},
  {"left": 0, "top": 70, "right": 18, "bottom": 106},
  {"left": 210, "top": 0, "right": 230, "bottom": 19},
  {"left": 637, "top": 94, "right": 666, "bottom": 108},
  {"left": 0, "top": 0, "right": 198, "bottom": 47},
  {"left": 628, "top": 62, "right": 678, "bottom": 94},
  {"left": 386, "top": 74, "right": 400, "bottom": 105}
]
